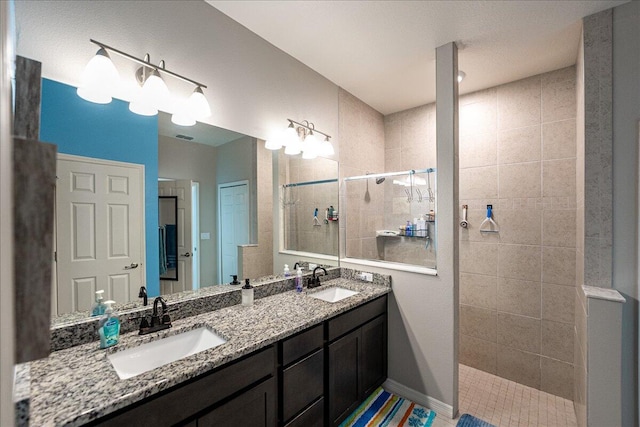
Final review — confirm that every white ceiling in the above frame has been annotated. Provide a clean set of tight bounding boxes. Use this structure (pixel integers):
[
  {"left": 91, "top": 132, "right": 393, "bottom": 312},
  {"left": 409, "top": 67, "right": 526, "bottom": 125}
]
[{"left": 208, "top": 0, "right": 627, "bottom": 115}]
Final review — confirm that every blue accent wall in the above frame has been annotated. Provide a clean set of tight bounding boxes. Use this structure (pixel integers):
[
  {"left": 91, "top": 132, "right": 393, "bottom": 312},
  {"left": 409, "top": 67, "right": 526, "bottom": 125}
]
[{"left": 40, "top": 79, "right": 160, "bottom": 296}]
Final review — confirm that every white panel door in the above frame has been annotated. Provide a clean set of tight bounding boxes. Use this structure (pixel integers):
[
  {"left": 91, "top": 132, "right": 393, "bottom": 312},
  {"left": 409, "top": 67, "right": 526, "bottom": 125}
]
[
  {"left": 56, "top": 155, "right": 144, "bottom": 314},
  {"left": 159, "top": 180, "right": 192, "bottom": 295},
  {"left": 219, "top": 183, "right": 249, "bottom": 283}
]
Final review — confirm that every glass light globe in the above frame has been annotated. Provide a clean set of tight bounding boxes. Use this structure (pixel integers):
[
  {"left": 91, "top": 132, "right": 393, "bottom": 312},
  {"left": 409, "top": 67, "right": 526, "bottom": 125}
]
[
  {"left": 77, "top": 48, "right": 119, "bottom": 104},
  {"left": 129, "top": 86, "right": 157, "bottom": 116},
  {"left": 284, "top": 137, "right": 301, "bottom": 155},
  {"left": 140, "top": 69, "right": 170, "bottom": 110},
  {"left": 188, "top": 86, "right": 211, "bottom": 119},
  {"left": 319, "top": 137, "right": 335, "bottom": 156},
  {"left": 265, "top": 138, "right": 282, "bottom": 150}
]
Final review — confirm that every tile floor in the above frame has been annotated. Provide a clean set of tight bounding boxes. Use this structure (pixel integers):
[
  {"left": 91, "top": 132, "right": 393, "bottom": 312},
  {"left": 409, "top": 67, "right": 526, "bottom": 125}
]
[{"left": 432, "top": 364, "right": 577, "bottom": 427}]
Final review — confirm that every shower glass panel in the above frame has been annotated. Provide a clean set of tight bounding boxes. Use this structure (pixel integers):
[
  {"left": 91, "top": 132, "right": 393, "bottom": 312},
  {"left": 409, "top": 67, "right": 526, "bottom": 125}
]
[{"left": 343, "top": 168, "right": 436, "bottom": 269}]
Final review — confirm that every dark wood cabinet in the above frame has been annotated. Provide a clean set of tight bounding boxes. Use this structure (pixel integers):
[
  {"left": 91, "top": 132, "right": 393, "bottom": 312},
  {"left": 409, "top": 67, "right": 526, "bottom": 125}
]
[
  {"left": 326, "top": 296, "right": 388, "bottom": 426},
  {"left": 198, "top": 376, "right": 276, "bottom": 427}
]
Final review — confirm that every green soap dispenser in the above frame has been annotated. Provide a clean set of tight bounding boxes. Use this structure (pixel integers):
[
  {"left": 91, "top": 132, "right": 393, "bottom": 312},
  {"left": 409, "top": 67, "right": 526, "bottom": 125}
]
[
  {"left": 98, "top": 300, "right": 120, "bottom": 349},
  {"left": 91, "top": 290, "right": 106, "bottom": 316}
]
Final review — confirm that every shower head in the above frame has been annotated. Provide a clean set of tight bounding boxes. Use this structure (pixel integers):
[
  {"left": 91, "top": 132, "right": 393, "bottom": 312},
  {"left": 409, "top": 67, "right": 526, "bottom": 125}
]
[{"left": 375, "top": 177, "right": 385, "bottom": 185}]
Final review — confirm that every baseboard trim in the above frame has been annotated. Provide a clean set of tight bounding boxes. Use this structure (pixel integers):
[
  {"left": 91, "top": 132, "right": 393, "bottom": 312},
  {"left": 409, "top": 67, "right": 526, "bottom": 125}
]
[{"left": 383, "top": 378, "right": 455, "bottom": 419}]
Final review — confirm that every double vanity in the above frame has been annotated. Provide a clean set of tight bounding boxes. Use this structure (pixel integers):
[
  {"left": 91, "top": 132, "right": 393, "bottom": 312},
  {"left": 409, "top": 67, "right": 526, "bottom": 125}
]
[{"left": 15, "top": 269, "right": 391, "bottom": 426}]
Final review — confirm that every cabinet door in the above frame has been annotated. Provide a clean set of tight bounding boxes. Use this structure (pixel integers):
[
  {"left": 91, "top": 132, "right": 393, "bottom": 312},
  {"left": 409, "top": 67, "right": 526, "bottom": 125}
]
[
  {"left": 361, "top": 315, "right": 387, "bottom": 397},
  {"left": 328, "top": 328, "right": 360, "bottom": 426},
  {"left": 198, "top": 377, "right": 276, "bottom": 427}
]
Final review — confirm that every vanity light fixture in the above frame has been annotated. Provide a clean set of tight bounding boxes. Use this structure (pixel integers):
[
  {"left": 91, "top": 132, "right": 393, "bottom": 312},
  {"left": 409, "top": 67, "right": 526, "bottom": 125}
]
[
  {"left": 266, "top": 119, "right": 333, "bottom": 159},
  {"left": 457, "top": 70, "right": 466, "bottom": 83},
  {"left": 77, "top": 39, "right": 211, "bottom": 125},
  {"left": 76, "top": 47, "right": 119, "bottom": 104}
]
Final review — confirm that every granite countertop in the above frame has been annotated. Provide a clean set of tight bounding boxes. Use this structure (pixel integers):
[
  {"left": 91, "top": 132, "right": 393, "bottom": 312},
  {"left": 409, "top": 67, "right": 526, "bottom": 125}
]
[{"left": 25, "top": 278, "right": 390, "bottom": 426}]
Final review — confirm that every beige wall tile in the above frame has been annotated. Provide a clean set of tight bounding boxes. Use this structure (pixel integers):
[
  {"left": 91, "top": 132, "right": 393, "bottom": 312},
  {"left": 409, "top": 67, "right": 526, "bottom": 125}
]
[
  {"left": 460, "top": 334, "right": 497, "bottom": 374},
  {"left": 541, "top": 320, "right": 574, "bottom": 363},
  {"left": 460, "top": 132, "right": 497, "bottom": 169},
  {"left": 542, "top": 210, "right": 576, "bottom": 248},
  {"left": 384, "top": 113, "right": 402, "bottom": 150},
  {"left": 543, "top": 158, "right": 576, "bottom": 197},
  {"left": 542, "top": 283, "right": 575, "bottom": 324},
  {"left": 460, "top": 98, "right": 497, "bottom": 136},
  {"left": 497, "top": 76, "right": 541, "bottom": 131},
  {"left": 499, "top": 162, "right": 541, "bottom": 199},
  {"left": 498, "top": 244, "right": 541, "bottom": 282},
  {"left": 498, "top": 209, "right": 542, "bottom": 245},
  {"left": 543, "top": 119, "right": 576, "bottom": 160},
  {"left": 460, "top": 87, "right": 497, "bottom": 107},
  {"left": 460, "top": 241, "right": 499, "bottom": 276},
  {"left": 385, "top": 148, "right": 402, "bottom": 172},
  {"left": 497, "top": 312, "right": 541, "bottom": 353},
  {"left": 497, "top": 277, "right": 541, "bottom": 318},
  {"left": 460, "top": 166, "right": 498, "bottom": 200},
  {"left": 542, "top": 78, "right": 576, "bottom": 123},
  {"left": 541, "top": 66, "right": 576, "bottom": 86},
  {"left": 541, "top": 357, "right": 574, "bottom": 400},
  {"left": 460, "top": 273, "right": 497, "bottom": 310},
  {"left": 401, "top": 145, "right": 431, "bottom": 171},
  {"left": 497, "top": 346, "right": 541, "bottom": 389},
  {"left": 498, "top": 125, "right": 541, "bottom": 165},
  {"left": 542, "top": 246, "right": 576, "bottom": 286},
  {"left": 460, "top": 305, "right": 497, "bottom": 342}
]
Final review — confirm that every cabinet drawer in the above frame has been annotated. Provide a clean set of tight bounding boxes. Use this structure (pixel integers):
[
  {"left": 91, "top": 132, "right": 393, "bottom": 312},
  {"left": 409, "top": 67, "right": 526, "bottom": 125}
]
[
  {"left": 281, "top": 324, "right": 323, "bottom": 366},
  {"left": 282, "top": 348, "right": 324, "bottom": 422},
  {"left": 198, "top": 376, "right": 276, "bottom": 427},
  {"left": 328, "top": 295, "right": 387, "bottom": 341},
  {"left": 284, "top": 397, "right": 324, "bottom": 427}
]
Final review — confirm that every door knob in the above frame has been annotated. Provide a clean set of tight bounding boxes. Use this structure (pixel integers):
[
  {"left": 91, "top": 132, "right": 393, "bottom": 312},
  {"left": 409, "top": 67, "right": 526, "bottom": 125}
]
[
  {"left": 124, "top": 263, "right": 139, "bottom": 269},
  {"left": 181, "top": 252, "right": 191, "bottom": 257}
]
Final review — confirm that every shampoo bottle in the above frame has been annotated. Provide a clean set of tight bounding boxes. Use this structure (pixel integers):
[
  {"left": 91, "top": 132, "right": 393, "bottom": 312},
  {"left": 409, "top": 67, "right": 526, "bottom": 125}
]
[
  {"left": 284, "top": 264, "right": 291, "bottom": 277},
  {"left": 295, "top": 267, "right": 303, "bottom": 292},
  {"left": 242, "top": 279, "right": 254, "bottom": 306},
  {"left": 98, "top": 301, "right": 120, "bottom": 349},
  {"left": 91, "top": 290, "right": 106, "bottom": 317}
]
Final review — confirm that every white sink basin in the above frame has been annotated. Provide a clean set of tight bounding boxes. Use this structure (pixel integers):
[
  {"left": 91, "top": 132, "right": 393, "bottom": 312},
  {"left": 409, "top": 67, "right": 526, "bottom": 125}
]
[
  {"left": 309, "top": 287, "right": 359, "bottom": 303},
  {"left": 107, "top": 327, "right": 226, "bottom": 379}
]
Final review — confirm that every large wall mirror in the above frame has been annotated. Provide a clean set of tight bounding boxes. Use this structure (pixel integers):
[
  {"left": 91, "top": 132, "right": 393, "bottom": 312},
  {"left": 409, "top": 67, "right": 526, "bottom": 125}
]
[{"left": 44, "top": 78, "right": 265, "bottom": 318}]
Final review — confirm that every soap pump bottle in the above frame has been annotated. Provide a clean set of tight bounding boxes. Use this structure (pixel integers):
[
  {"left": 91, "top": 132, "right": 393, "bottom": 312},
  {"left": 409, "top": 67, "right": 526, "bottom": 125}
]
[
  {"left": 295, "top": 266, "right": 304, "bottom": 293},
  {"left": 284, "top": 264, "right": 291, "bottom": 277},
  {"left": 242, "top": 279, "right": 254, "bottom": 306},
  {"left": 91, "top": 290, "right": 106, "bottom": 317},
  {"left": 230, "top": 275, "right": 241, "bottom": 285},
  {"left": 98, "top": 301, "right": 120, "bottom": 349}
]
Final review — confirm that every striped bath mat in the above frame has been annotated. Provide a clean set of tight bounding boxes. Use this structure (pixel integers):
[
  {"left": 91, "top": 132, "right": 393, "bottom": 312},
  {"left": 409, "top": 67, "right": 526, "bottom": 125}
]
[{"left": 340, "top": 387, "right": 436, "bottom": 427}]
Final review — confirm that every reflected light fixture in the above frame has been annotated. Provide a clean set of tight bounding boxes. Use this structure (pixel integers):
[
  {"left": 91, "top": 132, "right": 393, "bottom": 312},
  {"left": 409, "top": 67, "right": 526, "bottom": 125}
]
[
  {"left": 457, "top": 70, "right": 466, "bottom": 83},
  {"left": 267, "top": 119, "right": 333, "bottom": 159},
  {"left": 78, "top": 39, "right": 211, "bottom": 125}
]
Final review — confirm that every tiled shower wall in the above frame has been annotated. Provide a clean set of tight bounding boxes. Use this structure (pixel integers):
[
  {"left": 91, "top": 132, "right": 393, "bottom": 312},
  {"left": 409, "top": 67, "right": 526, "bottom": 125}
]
[
  {"left": 456, "top": 67, "right": 577, "bottom": 400},
  {"left": 338, "top": 88, "right": 386, "bottom": 260}
]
